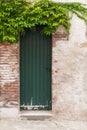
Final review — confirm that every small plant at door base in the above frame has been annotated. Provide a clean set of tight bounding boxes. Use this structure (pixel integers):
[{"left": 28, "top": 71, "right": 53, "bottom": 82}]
[{"left": 0, "top": 0, "right": 87, "bottom": 43}]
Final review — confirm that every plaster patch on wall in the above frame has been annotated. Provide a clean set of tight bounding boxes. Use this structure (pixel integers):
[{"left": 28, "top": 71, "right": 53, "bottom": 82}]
[{"left": 52, "top": 40, "right": 87, "bottom": 120}]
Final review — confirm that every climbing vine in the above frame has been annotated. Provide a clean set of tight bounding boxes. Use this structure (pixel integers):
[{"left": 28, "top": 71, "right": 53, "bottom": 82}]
[{"left": 0, "top": 0, "right": 87, "bottom": 43}]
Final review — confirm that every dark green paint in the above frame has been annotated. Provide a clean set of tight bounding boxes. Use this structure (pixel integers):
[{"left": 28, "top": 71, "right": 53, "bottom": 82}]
[{"left": 20, "top": 26, "right": 52, "bottom": 110}]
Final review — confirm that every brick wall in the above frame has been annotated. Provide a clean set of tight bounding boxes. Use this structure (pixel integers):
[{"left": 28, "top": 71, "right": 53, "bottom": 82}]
[
  {"left": 0, "top": 19, "right": 87, "bottom": 121},
  {"left": 0, "top": 43, "right": 19, "bottom": 106},
  {"left": 0, "top": 28, "right": 66, "bottom": 107}
]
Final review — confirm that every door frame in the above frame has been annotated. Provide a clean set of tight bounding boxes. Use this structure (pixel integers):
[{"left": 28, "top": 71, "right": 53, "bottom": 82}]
[{"left": 19, "top": 27, "right": 52, "bottom": 111}]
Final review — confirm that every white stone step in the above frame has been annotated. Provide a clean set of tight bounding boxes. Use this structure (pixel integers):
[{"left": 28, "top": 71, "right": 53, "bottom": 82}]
[{"left": 20, "top": 111, "right": 53, "bottom": 120}]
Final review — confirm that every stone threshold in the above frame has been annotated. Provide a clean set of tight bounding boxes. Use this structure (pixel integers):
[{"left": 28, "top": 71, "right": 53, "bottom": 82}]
[{"left": 20, "top": 110, "right": 53, "bottom": 120}]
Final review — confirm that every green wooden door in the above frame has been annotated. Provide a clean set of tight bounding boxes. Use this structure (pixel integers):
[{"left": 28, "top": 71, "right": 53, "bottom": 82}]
[{"left": 20, "top": 26, "right": 52, "bottom": 110}]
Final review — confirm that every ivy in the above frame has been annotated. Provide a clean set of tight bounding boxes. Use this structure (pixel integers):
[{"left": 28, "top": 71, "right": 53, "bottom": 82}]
[{"left": 0, "top": 0, "right": 87, "bottom": 43}]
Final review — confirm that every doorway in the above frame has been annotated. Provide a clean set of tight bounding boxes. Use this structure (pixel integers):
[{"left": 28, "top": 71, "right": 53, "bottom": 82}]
[{"left": 20, "top": 26, "right": 52, "bottom": 110}]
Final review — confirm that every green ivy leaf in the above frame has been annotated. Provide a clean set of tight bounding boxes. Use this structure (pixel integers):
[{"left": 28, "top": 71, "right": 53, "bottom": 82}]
[{"left": 0, "top": 0, "right": 87, "bottom": 43}]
